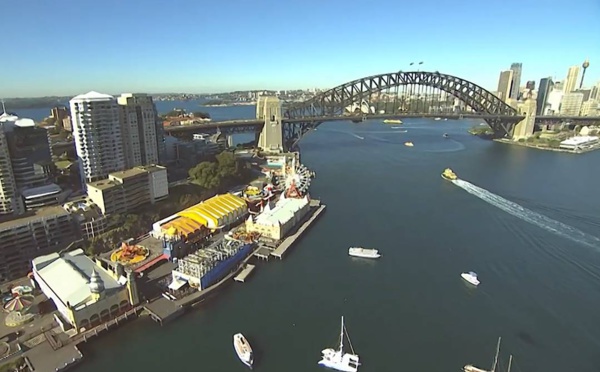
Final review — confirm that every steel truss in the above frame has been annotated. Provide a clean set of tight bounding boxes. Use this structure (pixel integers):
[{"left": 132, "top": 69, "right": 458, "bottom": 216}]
[{"left": 283, "top": 70, "right": 523, "bottom": 145}]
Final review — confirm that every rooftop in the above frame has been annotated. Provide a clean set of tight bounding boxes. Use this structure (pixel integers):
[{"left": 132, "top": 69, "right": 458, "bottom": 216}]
[
  {"left": 21, "top": 183, "right": 62, "bottom": 199},
  {"left": 109, "top": 167, "right": 148, "bottom": 181},
  {"left": 86, "top": 179, "right": 120, "bottom": 191},
  {"left": 71, "top": 91, "right": 114, "bottom": 102},
  {"left": 33, "top": 249, "right": 123, "bottom": 310},
  {"left": 136, "top": 164, "right": 166, "bottom": 173},
  {"left": 0, "top": 206, "right": 70, "bottom": 232}
]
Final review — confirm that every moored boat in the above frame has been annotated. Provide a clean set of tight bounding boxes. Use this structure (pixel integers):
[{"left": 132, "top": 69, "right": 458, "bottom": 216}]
[
  {"left": 348, "top": 247, "right": 381, "bottom": 259},
  {"left": 464, "top": 337, "right": 513, "bottom": 372},
  {"left": 441, "top": 168, "right": 457, "bottom": 181},
  {"left": 383, "top": 119, "right": 403, "bottom": 124},
  {"left": 233, "top": 333, "right": 254, "bottom": 369},
  {"left": 318, "top": 316, "right": 360, "bottom": 372},
  {"left": 461, "top": 271, "right": 480, "bottom": 286}
]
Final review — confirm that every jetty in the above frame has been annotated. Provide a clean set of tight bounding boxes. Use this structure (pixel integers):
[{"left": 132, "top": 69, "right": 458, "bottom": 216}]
[
  {"left": 271, "top": 200, "right": 326, "bottom": 259},
  {"left": 234, "top": 264, "right": 256, "bottom": 283}
]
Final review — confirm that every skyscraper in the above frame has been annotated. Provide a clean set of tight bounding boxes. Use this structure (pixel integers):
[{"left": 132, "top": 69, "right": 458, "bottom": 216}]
[
  {"left": 497, "top": 70, "right": 513, "bottom": 101},
  {"left": 509, "top": 63, "right": 522, "bottom": 100},
  {"left": 70, "top": 92, "right": 126, "bottom": 186},
  {"left": 117, "top": 94, "right": 164, "bottom": 168},
  {"left": 563, "top": 66, "right": 580, "bottom": 93},
  {"left": 536, "top": 77, "right": 554, "bottom": 115},
  {"left": 0, "top": 113, "right": 20, "bottom": 215}
]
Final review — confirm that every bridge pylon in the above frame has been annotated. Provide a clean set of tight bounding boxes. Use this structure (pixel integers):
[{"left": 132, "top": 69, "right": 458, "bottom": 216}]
[
  {"left": 512, "top": 95, "right": 537, "bottom": 140},
  {"left": 256, "top": 96, "right": 284, "bottom": 153}
]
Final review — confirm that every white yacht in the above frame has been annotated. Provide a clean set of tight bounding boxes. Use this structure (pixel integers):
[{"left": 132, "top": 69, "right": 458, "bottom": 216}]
[
  {"left": 461, "top": 271, "right": 480, "bottom": 286},
  {"left": 464, "top": 337, "right": 514, "bottom": 372},
  {"left": 318, "top": 316, "right": 360, "bottom": 372},
  {"left": 233, "top": 333, "right": 254, "bottom": 369},
  {"left": 348, "top": 247, "right": 381, "bottom": 259}
]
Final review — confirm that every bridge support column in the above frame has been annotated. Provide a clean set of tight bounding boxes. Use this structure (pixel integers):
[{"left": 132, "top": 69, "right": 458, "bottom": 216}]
[
  {"left": 512, "top": 95, "right": 537, "bottom": 140},
  {"left": 256, "top": 96, "right": 284, "bottom": 153},
  {"left": 226, "top": 135, "right": 234, "bottom": 148}
]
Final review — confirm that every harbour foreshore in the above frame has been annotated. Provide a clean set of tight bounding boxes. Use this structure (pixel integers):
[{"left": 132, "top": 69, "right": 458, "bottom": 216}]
[
  {"left": 9, "top": 200, "right": 326, "bottom": 372},
  {"left": 494, "top": 138, "right": 600, "bottom": 154}
]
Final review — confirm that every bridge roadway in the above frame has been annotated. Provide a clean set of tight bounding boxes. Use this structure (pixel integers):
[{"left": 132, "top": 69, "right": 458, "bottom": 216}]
[{"left": 50, "top": 114, "right": 600, "bottom": 153}]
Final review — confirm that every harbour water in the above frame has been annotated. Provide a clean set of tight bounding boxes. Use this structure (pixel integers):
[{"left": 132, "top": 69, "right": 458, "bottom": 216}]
[
  {"left": 71, "top": 117, "right": 600, "bottom": 372},
  {"left": 18, "top": 102, "right": 600, "bottom": 371}
]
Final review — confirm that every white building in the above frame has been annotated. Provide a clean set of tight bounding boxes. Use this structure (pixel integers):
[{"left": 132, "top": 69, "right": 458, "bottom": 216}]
[
  {"left": 0, "top": 113, "right": 20, "bottom": 215},
  {"left": 545, "top": 90, "right": 564, "bottom": 115},
  {"left": 70, "top": 91, "right": 126, "bottom": 185},
  {"left": 563, "top": 65, "right": 580, "bottom": 94},
  {"left": 32, "top": 249, "right": 136, "bottom": 331},
  {"left": 580, "top": 100, "right": 599, "bottom": 116},
  {"left": 245, "top": 195, "right": 310, "bottom": 240},
  {"left": 117, "top": 94, "right": 162, "bottom": 168},
  {"left": 559, "top": 136, "right": 599, "bottom": 150}
]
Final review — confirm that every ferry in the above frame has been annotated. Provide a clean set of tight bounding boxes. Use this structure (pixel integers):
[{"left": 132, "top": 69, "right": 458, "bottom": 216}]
[
  {"left": 233, "top": 333, "right": 254, "bottom": 369},
  {"left": 441, "top": 168, "right": 457, "bottom": 181},
  {"left": 383, "top": 119, "right": 403, "bottom": 124},
  {"left": 404, "top": 141, "right": 414, "bottom": 147},
  {"left": 348, "top": 247, "right": 381, "bottom": 259}
]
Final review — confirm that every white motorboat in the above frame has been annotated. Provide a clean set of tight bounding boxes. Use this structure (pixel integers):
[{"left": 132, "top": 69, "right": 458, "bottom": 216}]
[
  {"left": 233, "top": 333, "right": 254, "bottom": 369},
  {"left": 464, "top": 337, "right": 514, "bottom": 372},
  {"left": 461, "top": 271, "right": 480, "bottom": 286},
  {"left": 348, "top": 247, "right": 381, "bottom": 259},
  {"left": 318, "top": 316, "right": 360, "bottom": 372}
]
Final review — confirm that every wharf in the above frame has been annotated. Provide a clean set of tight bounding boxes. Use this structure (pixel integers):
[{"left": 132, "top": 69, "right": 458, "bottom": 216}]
[
  {"left": 271, "top": 201, "right": 326, "bottom": 259},
  {"left": 254, "top": 247, "right": 272, "bottom": 260},
  {"left": 234, "top": 264, "right": 256, "bottom": 283}
]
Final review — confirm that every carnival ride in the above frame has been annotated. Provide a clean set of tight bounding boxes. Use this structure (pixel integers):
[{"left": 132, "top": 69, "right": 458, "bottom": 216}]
[{"left": 110, "top": 242, "right": 150, "bottom": 265}]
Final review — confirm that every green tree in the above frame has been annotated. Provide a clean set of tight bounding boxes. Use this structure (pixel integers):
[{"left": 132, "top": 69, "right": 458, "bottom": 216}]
[
  {"left": 189, "top": 161, "right": 221, "bottom": 189},
  {"left": 192, "top": 111, "right": 211, "bottom": 119}
]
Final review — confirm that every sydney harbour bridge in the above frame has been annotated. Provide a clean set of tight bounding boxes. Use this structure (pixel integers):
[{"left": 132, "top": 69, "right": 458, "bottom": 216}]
[{"left": 53, "top": 70, "right": 600, "bottom": 154}]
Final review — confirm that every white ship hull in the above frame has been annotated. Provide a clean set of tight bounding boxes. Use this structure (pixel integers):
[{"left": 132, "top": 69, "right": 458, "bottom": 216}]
[
  {"left": 319, "top": 349, "right": 360, "bottom": 372},
  {"left": 461, "top": 273, "right": 480, "bottom": 286},
  {"left": 348, "top": 247, "right": 380, "bottom": 259},
  {"left": 233, "top": 333, "right": 254, "bottom": 369}
]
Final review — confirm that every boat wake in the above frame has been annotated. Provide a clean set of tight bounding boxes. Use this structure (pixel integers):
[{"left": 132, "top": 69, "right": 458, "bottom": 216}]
[
  {"left": 350, "top": 133, "right": 365, "bottom": 140},
  {"left": 452, "top": 179, "right": 600, "bottom": 250}
]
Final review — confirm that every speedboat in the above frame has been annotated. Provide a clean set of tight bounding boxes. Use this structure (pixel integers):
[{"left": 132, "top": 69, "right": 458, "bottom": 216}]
[
  {"left": 233, "top": 333, "right": 254, "bottom": 369},
  {"left": 443, "top": 133, "right": 449, "bottom": 138},
  {"left": 318, "top": 316, "right": 360, "bottom": 372},
  {"left": 461, "top": 271, "right": 480, "bottom": 286},
  {"left": 441, "top": 168, "right": 457, "bottom": 181},
  {"left": 383, "top": 119, "right": 402, "bottom": 124},
  {"left": 404, "top": 141, "right": 414, "bottom": 147},
  {"left": 348, "top": 247, "right": 381, "bottom": 259}
]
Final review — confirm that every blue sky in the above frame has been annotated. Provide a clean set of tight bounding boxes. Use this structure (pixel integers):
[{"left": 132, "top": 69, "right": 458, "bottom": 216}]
[{"left": 2, "top": 0, "right": 599, "bottom": 97}]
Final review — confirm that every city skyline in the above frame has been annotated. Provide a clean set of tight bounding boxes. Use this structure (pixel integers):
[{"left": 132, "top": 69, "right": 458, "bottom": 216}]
[{"left": 2, "top": 0, "right": 600, "bottom": 97}]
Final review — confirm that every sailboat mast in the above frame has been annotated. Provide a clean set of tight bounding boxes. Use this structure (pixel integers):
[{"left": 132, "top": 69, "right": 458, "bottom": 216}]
[
  {"left": 339, "top": 316, "right": 345, "bottom": 352},
  {"left": 491, "top": 337, "right": 501, "bottom": 372}
]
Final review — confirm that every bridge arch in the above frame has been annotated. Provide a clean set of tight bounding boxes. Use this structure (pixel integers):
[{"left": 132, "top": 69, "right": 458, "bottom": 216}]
[{"left": 283, "top": 70, "right": 522, "bottom": 147}]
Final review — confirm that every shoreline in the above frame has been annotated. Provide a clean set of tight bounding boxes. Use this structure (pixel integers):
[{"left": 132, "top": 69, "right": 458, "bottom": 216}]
[
  {"left": 493, "top": 139, "right": 600, "bottom": 154},
  {"left": 12, "top": 200, "right": 326, "bottom": 371}
]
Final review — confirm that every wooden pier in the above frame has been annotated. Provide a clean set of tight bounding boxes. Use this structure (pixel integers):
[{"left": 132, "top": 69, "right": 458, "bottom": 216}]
[
  {"left": 254, "top": 247, "right": 272, "bottom": 260},
  {"left": 234, "top": 264, "right": 256, "bottom": 283},
  {"left": 271, "top": 202, "right": 326, "bottom": 259}
]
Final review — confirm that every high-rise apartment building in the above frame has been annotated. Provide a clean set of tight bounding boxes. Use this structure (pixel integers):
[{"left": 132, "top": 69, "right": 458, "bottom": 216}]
[
  {"left": 70, "top": 92, "right": 126, "bottom": 185},
  {"left": 536, "top": 77, "right": 554, "bottom": 115},
  {"left": 117, "top": 94, "right": 164, "bottom": 168},
  {"left": 563, "top": 66, "right": 580, "bottom": 93},
  {"left": 497, "top": 70, "right": 514, "bottom": 101},
  {"left": 509, "top": 63, "right": 522, "bottom": 100},
  {"left": 0, "top": 113, "right": 20, "bottom": 215},
  {"left": 559, "top": 93, "right": 584, "bottom": 116}
]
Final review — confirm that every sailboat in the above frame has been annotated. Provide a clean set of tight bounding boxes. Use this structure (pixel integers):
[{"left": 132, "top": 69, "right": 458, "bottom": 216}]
[
  {"left": 318, "top": 316, "right": 360, "bottom": 372},
  {"left": 464, "top": 337, "right": 514, "bottom": 372}
]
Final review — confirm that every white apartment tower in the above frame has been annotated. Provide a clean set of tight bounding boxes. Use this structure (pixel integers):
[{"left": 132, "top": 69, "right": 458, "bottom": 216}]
[
  {"left": 70, "top": 92, "right": 125, "bottom": 185},
  {"left": 117, "top": 93, "right": 160, "bottom": 168},
  {"left": 0, "top": 113, "right": 21, "bottom": 215},
  {"left": 559, "top": 93, "right": 584, "bottom": 116}
]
